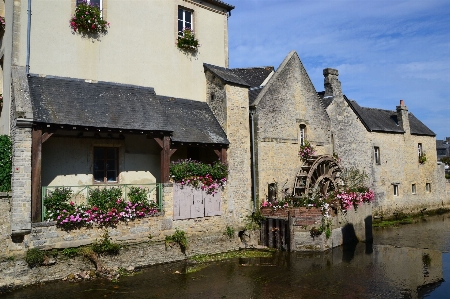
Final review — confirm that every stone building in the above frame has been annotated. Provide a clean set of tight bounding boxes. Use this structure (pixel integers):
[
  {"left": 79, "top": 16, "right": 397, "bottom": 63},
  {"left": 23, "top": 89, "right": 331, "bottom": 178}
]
[
  {"left": 0, "top": 0, "right": 257, "bottom": 257},
  {"left": 436, "top": 137, "right": 450, "bottom": 161},
  {"left": 323, "top": 68, "right": 447, "bottom": 216}
]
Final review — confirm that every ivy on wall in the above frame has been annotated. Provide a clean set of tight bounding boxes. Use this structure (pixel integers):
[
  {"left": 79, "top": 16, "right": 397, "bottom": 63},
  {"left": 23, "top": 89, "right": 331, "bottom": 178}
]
[{"left": 0, "top": 135, "right": 12, "bottom": 192}]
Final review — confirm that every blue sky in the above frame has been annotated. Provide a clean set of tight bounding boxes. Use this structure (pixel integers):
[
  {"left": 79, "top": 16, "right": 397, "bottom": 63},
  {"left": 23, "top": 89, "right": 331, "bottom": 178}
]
[{"left": 226, "top": 0, "right": 450, "bottom": 140}]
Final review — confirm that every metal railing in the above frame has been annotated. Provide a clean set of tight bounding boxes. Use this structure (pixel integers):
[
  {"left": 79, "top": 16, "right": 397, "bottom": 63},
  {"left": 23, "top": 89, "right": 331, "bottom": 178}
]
[{"left": 41, "top": 183, "right": 163, "bottom": 220}]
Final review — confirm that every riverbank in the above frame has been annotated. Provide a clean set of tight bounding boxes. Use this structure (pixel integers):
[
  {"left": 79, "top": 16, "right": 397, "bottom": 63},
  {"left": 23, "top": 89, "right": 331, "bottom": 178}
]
[
  {"left": 0, "top": 230, "right": 260, "bottom": 294},
  {"left": 373, "top": 207, "right": 450, "bottom": 228}
]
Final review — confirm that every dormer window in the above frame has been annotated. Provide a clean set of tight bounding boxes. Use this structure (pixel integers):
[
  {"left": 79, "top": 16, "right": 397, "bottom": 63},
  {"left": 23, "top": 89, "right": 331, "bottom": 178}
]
[{"left": 178, "top": 7, "right": 193, "bottom": 35}]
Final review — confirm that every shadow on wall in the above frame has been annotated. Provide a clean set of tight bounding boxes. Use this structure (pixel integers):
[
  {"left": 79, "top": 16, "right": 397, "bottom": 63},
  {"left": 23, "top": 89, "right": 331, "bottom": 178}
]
[
  {"left": 365, "top": 215, "right": 373, "bottom": 242},
  {"left": 342, "top": 223, "right": 358, "bottom": 245}
]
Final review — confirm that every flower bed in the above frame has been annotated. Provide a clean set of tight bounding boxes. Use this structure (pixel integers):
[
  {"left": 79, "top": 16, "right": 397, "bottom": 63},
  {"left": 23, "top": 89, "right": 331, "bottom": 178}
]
[
  {"left": 44, "top": 187, "right": 157, "bottom": 229},
  {"left": 170, "top": 159, "right": 227, "bottom": 194}
]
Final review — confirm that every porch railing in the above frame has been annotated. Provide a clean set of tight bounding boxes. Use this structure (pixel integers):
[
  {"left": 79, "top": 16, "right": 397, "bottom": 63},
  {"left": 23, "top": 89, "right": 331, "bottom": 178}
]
[{"left": 41, "top": 183, "right": 163, "bottom": 220}]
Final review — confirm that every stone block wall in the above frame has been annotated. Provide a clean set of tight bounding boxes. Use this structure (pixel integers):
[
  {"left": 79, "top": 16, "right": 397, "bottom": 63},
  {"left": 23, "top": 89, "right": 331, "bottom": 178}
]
[
  {"left": 0, "top": 193, "right": 11, "bottom": 256},
  {"left": 254, "top": 51, "right": 332, "bottom": 200}
]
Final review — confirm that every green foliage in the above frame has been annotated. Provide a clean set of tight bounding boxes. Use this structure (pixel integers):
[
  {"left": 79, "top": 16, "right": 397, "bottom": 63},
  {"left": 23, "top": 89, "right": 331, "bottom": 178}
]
[
  {"left": 445, "top": 173, "right": 450, "bottom": 180},
  {"left": 440, "top": 157, "right": 450, "bottom": 166},
  {"left": 88, "top": 187, "right": 122, "bottom": 211},
  {"left": 244, "top": 211, "right": 265, "bottom": 230},
  {"left": 166, "top": 229, "right": 188, "bottom": 252},
  {"left": 43, "top": 188, "right": 74, "bottom": 219},
  {"left": 92, "top": 231, "right": 120, "bottom": 255},
  {"left": 0, "top": 135, "right": 12, "bottom": 192},
  {"left": 177, "top": 28, "right": 199, "bottom": 51},
  {"left": 422, "top": 253, "right": 431, "bottom": 266},
  {"left": 340, "top": 167, "right": 369, "bottom": 192},
  {"left": 69, "top": 1, "right": 109, "bottom": 35},
  {"left": 127, "top": 186, "right": 154, "bottom": 207},
  {"left": 170, "top": 159, "right": 227, "bottom": 182},
  {"left": 62, "top": 247, "right": 79, "bottom": 258},
  {"left": 419, "top": 153, "right": 427, "bottom": 164},
  {"left": 25, "top": 248, "right": 45, "bottom": 267},
  {"left": 224, "top": 226, "right": 235, "bottom": 239}
]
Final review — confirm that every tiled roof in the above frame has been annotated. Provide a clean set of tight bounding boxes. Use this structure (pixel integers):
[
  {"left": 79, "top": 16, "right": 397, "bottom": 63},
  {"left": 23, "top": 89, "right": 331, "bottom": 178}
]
[
  {"left": 203, "top": 0, "right": 235, "bottom": 11},
  {"left": 204, "top": 64, "right": 251, "bottom": 87},
  {"left": 28, "top": 75, "right": 228, "bottom": 145},
  {"left": 346, "top": 98, "right": 435, "bottom": 136}
]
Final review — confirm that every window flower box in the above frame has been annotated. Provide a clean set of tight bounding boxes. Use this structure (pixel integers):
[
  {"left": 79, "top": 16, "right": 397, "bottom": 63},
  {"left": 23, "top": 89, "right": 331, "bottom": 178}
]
[
  {"left": 70, "top": 1, "right": 109, "bottom": 36},
  {"left": 177, "top": 28, "right": 200, "bottom": 52}
]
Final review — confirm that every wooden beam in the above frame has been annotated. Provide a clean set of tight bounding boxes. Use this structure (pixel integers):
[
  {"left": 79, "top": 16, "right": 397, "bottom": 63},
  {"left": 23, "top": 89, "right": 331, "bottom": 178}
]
[
  {"left": 170, "top": 149, "right": 177, "bottom": 157},
  {"left": 41, "top": 132, "right": 53, "bottom": 143},
  {"left": 31, "top": 128, "right": 42, "bottom": 222},
  {"left": 221, "top": 148, "right": 227, "bottom": 164}
]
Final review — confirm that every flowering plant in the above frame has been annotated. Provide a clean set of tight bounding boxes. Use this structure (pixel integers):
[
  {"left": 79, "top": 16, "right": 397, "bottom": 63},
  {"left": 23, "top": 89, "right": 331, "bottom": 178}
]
[
  {"left": 0, "top": 16, "right": 5, "bottom": 31},
  {"left": 299, "top": 141, "right": 316, "bottom": 161},
  {"left": 177, "top": 28, "right": 200, "bottom": 51},
  {"left": 334, "top": 189, "right": 375, "bottom": 210},
  {"left": 170, "top": 159, "right": 227, "bottom": 194},
  {"left": 261, "top": 200, "right": 290, "bottom": 211},
  {"left": 69, "top": 1, "right": 109, "bottom": 35},
  {"left": 44, "top": 187, "right": 158, "bottom": 229}
]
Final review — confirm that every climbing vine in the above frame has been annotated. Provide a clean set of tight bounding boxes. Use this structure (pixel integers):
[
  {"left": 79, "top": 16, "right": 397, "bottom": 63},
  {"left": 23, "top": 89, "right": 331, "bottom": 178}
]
[{"left": 0, "top": 135, "right": 12, "bottom": 192}]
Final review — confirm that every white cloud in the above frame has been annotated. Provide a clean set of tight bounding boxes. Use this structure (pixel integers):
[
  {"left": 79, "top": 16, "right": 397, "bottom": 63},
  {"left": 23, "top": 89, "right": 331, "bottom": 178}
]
[{"left": 226, "top": 0, "right": 450, "bottom": 139}]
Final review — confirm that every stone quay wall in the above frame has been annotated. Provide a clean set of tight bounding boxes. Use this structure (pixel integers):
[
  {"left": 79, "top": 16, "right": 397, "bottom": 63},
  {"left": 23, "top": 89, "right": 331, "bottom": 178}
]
[{"left": 0, "top": 184, "right": 259, "bottom": 291}]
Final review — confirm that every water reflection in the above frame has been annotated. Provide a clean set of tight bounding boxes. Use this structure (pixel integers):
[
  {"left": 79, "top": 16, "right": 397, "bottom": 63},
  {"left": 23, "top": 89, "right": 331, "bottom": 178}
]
[{"left": 3, "top": 215, "right": 450, "bottom": 299}]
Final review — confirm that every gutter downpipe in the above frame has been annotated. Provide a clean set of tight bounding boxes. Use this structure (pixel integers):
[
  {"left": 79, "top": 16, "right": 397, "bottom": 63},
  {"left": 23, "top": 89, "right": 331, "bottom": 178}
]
[
  {"left": 26, "top": 0, "right": 31, "bottom": 75},
  {"left": 250, "top": 108, "right": 257, "bottom": 212}
]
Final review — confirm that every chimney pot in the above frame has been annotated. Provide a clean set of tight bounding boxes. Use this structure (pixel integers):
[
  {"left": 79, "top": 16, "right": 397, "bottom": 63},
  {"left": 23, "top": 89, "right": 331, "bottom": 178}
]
[{"left": 400, "top": 99, "right": 405, "bottom": 106}]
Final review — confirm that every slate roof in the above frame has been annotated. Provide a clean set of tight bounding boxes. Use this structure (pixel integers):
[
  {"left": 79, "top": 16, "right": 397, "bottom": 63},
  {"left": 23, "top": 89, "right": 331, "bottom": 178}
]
[
  {"left": 159, "top": 96, "right": 229, "bottom": 144},
  {"left": 204, "top": 64, "right": 251, "bottom": 87},
  {"left": 346, "top": 97, "right": 435, "bottom": 136},
  {"left": 228, "top": 67, "right": 274, "bottom": 88},
  {"left": 249, "top": 86, "right": 264, "bottom": 105},
  {"left": 28, "top": 75, "right": 229, "bottom": 145}
]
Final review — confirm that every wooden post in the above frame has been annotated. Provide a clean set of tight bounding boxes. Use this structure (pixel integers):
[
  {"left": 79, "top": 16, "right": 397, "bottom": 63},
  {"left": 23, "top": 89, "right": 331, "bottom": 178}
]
[
  {"left": 155, "top": 135, "right": 171, "bottom": 183},
  {"left": 214, "top": 147, "right": 228, "bottom": 163},
  {"left": 31, "top": 128, "right": 42, "bottom": 222}
]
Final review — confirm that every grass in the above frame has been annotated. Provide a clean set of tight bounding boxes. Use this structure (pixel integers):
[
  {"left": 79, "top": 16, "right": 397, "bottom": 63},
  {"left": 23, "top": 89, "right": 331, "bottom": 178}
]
[
  {"left": 189, "top": 249, "right": 274, "bottom": 263},
  {"left": 373, "top": 208, "right": 450, "bottom": 228}
]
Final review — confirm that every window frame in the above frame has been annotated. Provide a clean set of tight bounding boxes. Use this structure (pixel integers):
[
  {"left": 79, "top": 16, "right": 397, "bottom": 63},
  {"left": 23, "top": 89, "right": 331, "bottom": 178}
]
[
  {"left": 418, "top": 143, "right": 423, "bottom": 158},
  {"left": 374, "top": 146, "right": 380, "bottom": 165},
  {"left": 411, "top": 184, "right": 416, "bottom": 194},
  {"left": 93, "top": 146, "right": 119, "bottom": 184},
  {"left": 77, "top": 0, "right": 102, "bottom": 11},
  {"left": 393, "top": 185, "right": 399, "bottom": 197},
  {"left": 178, "top": 7, "right": 194, "bottom": 35},
  {"left": 299, "top": 124, "right": 306, "bottom": 146}
]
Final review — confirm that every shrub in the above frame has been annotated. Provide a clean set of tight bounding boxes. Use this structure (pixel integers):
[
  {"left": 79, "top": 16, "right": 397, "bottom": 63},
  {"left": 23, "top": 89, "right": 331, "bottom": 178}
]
[
  {"left": 225, "top": 226, "right": 235, "bottom": 239},
  {"left": 25, "top": 248, "right": 45, "bottom": 267},
  {"left": 166, "top": 229, "right": 188, "bottom": 252},
  {"left": 88, "top": 187, "right": 122, "bottom": 211},
  {"left": 92, "top": 231, "right": 120, "bottom": 255},
  {"left": 0, "top": 135, "right": 12, "bottom": 192},
  {"left": 43, "top": 188, "right": 74, "bottom": 220}
]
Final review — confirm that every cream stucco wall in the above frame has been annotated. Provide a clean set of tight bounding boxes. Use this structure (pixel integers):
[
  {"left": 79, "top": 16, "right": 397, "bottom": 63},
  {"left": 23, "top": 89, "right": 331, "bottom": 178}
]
[
  {"left": 21, "top": 0, "right": 228, "bottom": 102},
  {"left": 42, "top": 134, "right": 161, "bottom": 188}
]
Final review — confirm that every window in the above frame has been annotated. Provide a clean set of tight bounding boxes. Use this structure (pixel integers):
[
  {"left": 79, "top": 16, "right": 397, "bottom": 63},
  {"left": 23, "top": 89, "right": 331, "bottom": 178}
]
[
  {"left": 94, "top": 147, "right": 118, "bottom": 183},
  {"left": 418, "top": 143, "right": 423, "bottom": 158},
  {"left": 374, "top": 147, "right": 380, "bottom": 165},
  {"left": 178, "top": 7, "right": 193, "bottom": 34},
  {"left": 299, "top": 125, "right": 306, "bottom": 146},
  {"left": 77, "top": 0, "right": 102, "bottom": 10},
  {"left": 426, "top": 183, "right": 431, "bottom": 192},
  {"left": 411, "top": 184, "right": 416, "bottom": 194},
  {"left": 393, "top": 185, "right": 399, "bottom": 196}
]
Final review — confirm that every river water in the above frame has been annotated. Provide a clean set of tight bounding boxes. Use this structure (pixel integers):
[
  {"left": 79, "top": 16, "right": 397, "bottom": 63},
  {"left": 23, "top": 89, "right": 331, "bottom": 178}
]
[{"left": 3, "top": 214, "right": 450, "bottom": 299}]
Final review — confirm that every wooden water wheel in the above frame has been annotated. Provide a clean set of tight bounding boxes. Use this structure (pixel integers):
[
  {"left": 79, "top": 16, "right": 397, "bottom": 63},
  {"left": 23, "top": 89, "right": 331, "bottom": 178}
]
[{"left": 293, "top": 155, "right": 341, "bottom": 196}]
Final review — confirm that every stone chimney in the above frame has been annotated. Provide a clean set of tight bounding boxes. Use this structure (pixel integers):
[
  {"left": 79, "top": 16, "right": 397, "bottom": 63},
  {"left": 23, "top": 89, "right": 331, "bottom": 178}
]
[
  {"left": 323, "top": 68, "right": 343, "bottom": 100},
  {"left": 396, "top": 99, "right": 410, "bottom": 134}
]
